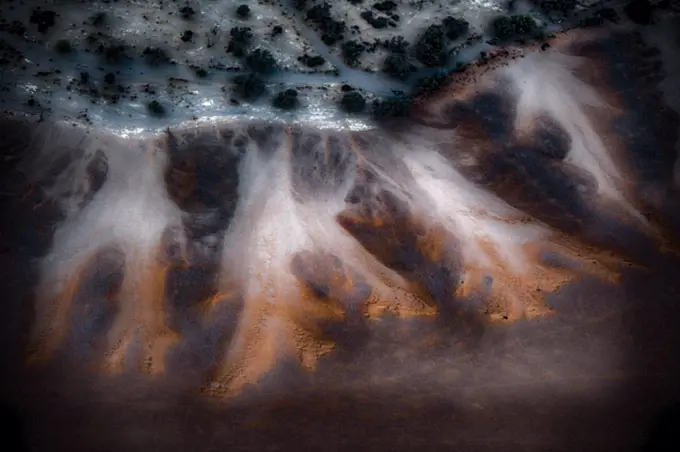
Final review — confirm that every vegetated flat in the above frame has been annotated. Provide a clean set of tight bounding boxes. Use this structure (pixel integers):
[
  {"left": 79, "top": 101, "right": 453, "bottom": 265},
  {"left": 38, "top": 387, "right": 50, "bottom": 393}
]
[{"left": 0, "top": 0, "right": 579, "bottom": 128}]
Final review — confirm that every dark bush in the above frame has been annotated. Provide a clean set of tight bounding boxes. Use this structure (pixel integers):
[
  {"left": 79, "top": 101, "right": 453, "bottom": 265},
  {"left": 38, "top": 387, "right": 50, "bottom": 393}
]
[
  {"left": 372, "top": 97, "right": 412, "bottom": 118},
  {"left": 147, "top": 100, "right": 166, "bottom": 116},
  {"left": 412, "top": 72, "right": 449, "bottom": 97},
  {"left": 272, "top": 89, "right": 299, "bottom": 110},
  {"left": 579, "top": 8, "right": 620, "bottom": 27},
  {"left": 89, "top": 12, "right": 107, "bottom": 27},
  {"left": 442, "top": 16, "right": 469, "bottom": 40},
  {"left": 227, "top": 27, "right": 253, "bottom": 57},
  {"left": 307, "top": 3, "right": 346, "bottom": 45},
  {"left": 181, "top": 30, "right": 194, "bottom": 42},
  {"left": 245, "top": 48, "right": 277, "bottom": 75},
  {"left": 382, "top": 54, "right": 415, "bottom": 80},
  {"left": 54, "top": 39, "right": 72, "bottom": 54},
  {"left": 624, "top": 0, "right": 654, "bottom": 25},
  {"left": 95, "top": 41, "right": 128, "bottom": 64},
  {"left": 373, "top": 1, "right": 397, "bottom": 12},
  {"left": 340, "top": 91, "right": 366, "bottom": 113},
  {"left": 360, "top": 11, "right": 388, "bottom": 29},
  {"left": 7, "top": 20, "right": 26, "bottom": 36},
  {"left": 236, "top": 5, "right": 251, "bottom": 19},
  {"left": 384, "top": 36, "right": 409, "bottom": 53},
  {"left": 321, "top": 20, "right": 346, "bottom": 45},
  {"left": 30, "top": 9, "right": 57, "bottom": 33},
  {"left": 342, "top": 40, "right": 364, "bottom": 67},
  {"left": 530, "top": 0, "right": 577, "bottom": 15},
  {"left": 299, "top": 54, "right": 326, "bottom": 68},
  {"left": 307, "top": 4, "right": 331, "bottom": 21},
  {"left": 233, "top": 73, "right": 266, "bottom": 100},
  {"left": 490, "top": 15, "right": 542, "bottom": 42},
  {"left": 230, "top": 27, "right": 253, "bottom": 43},
  {"left": 415, "top": 24, "right": 447, "bottom": 67},
  {"left": 179, "top": 6, "right": 196, "bottom": 19},
  {"left": 143, "top": 47, "right": 171, "bottom": 66}
]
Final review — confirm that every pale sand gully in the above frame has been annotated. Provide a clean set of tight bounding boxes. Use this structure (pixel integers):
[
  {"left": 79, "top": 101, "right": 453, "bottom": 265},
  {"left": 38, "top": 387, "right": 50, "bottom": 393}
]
[
  {"left": 25, "top": 137, "right": 188, "bottom": 376},
  {"left": 24, "top": 26, "right": 674, "bottom": 398},
  {"left": 415, "top": 25, "right": 679, "bottom": 247},
  {"left": 190, "top": 117, "right": 628, "bottom": 397}
]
